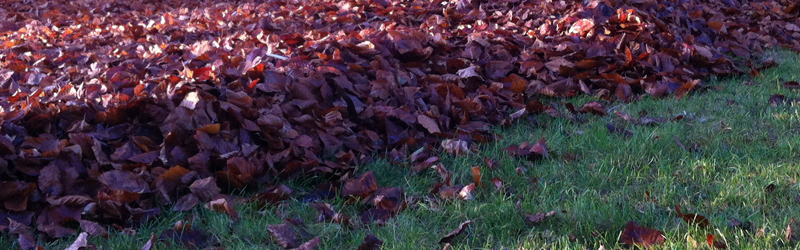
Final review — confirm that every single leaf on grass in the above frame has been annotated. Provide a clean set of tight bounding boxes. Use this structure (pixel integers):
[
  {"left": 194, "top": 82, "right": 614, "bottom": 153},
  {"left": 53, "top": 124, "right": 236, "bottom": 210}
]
[
  {"left": 436, "top": 184, "right": 475, "bottom": 200},
  {"left": 484, "top": 157, "right": 499, "bottom": 171},
  {"left": 675, "top": 79, "right": 701, "bottom": 100},
  {"left": 707, "top": 234, "right": 727, "bottom": 249},
  {"left": 783, "top": 81, "right": 800, "bottom": 89},
  {"left": 491, "top": 177, "right": 503, "bottom": 190},
  {"left": 606, "top": 123, "right": 633, "bottom": 138},
  {"left": 503, "top": 138, "right": 548, "bottom": 160},
  {"left": 439, "top": 220, "right": 472, "bottom": 244},
  {"left": 524, "top": 211, "right": 556, "bottom": 225},
  {"left": 579, "top": 101, "right": 606, "bottom": 116},
  {"left": 765, "top": 183, "right": 777, "bottom": 194},
  {"left": 357, "top": 234, "right": 383, "bottom": 250},
  {"left": 676, "top": 205, "right": 710, "bottom": 227},
  {"left": 360, "top": 208, "right": 390, "bottom": 226},
  {"left": 141, "top": 233, "right": 156, "bottom": 250},
  {"left": 268, "top": 223, "right": 299, "bottom": 248},
  {"left": 787, "top": 217, "right": 796, "bottom": 242},
  {"left": 290, "top": 237, "right": 320, "bottom": 250},
  {"left": 768, "top": 94, "right": 800, "bottom": 107},
  {"left": 205, "top": 198, "right": 240, "bottom": 221},
  {"left": 619, "top": 221, "right": 666, "bottom": 248},
  {"left": 65, "top": 232, "right": 89, "bottom": 250},
  {"left": 441, "top": 139, "right": 470, "bottom": 156},
  {"left": 459, "top": 183, "right": 476, "bottom": 200},
  {"left": 160, "top": 228, "right": 211, "bottom": 249},
  {"left": 431, "top": 164, "right": 453, "bottom": 186},
  {"left": 470, "top": 166, "right": 482, "bottom": 186},
  {"left": 253, "top": 184, "right": 293, "bottom": 207}
]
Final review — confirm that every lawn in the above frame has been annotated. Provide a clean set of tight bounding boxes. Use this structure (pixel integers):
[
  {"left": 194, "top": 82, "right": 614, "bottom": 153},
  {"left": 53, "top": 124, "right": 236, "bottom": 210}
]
[{"left": 7, "top": 50, "right": 798, "bottom": 249}]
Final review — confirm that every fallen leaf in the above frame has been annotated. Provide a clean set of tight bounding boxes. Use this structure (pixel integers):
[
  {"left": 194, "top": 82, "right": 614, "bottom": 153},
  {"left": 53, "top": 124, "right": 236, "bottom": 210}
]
[
  {"left": 606, "top": 123, "right": 633, "bottom": 138},
  {"left": 341, "top": 171, "right": 378, "bottom": 200},
  {"left": 439, "top": 220, "right": 472, "bottom": 244},
  {"left": 65, "top": 232, "right": 89, "bottom": 250},
  {"left": 524, "top": 211, "right": 556, "bottom": 225},
  {"left": 470, "top": 166, "right": 482, "bottom": 186},
  {"left": 268, "top": 223, "right": 299, "bottom": 248},
  {"left": 783, "top": 81, "right": 800, "bottom": 89},
  {"left": 290, "top": 237, "right": 320, "bottom": 250},
  {"left": 141, "top": 233, "right": 156, "bottom": 250},
  {"left": 205, "top": 198, "right": 240, "bottom": 221},
  {"left": 418, "top": 115, "right": 441, "bottom": 134},
  {"left": 579, "top": 101, "right": 607, "bottom": 116},
  {"left": 707, "top": 233, "right": 727, "bottom": 249},
  {"left": 441, "top": 139, "right": 470, "bottom": 156},
  {"left": 619, "top": 221, "right": 666, "bottom": 248},
  {"left": 189, "top": 177, "right": 221, "bottom": 202},
  {"left": 676, "top": 205, "right": 710, "bottom": 227},
  {"left": 357, "top": 234, "right": 383, "bottom": 250}
]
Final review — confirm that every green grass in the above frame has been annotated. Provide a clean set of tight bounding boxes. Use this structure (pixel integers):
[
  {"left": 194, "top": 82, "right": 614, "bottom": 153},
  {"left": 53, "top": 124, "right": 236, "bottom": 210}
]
[{"left": 5, "top": 50, "right": 800, "bottom": 249}]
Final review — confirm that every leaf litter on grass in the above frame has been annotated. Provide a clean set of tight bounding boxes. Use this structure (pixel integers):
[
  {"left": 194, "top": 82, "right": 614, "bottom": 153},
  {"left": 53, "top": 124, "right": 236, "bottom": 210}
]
[{"left": 1, "top": 0, "right": 800, "bottom": 248}]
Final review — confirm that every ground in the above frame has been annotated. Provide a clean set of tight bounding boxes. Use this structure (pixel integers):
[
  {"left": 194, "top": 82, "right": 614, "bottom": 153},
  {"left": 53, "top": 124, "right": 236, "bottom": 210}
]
[{"left": 7, "top": 50, "right": 798, "bottom": 250}]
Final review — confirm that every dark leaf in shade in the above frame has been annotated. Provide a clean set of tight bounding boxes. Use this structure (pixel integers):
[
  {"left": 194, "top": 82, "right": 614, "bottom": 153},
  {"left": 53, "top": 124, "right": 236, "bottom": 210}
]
[
  {"left": 357, "top": 234, "right": 384, "bottom": 250},
  {"left": 342, "top": 171, "right": 378, "bottom": 200},
  {"left": 439, "top": 220, "right": 472, "bottom": 244},
  {"left": 360, "top": 208, "right": 391, "bottom": 226},
  {"left": 97, "top": 170, "right": 150, "bottom": 193},
  {"left": 290, "top": 237, "right": 320, "bottom": 250},
  {"left": 189, "top": 177, "right": 221, "bottom": 202},
  {"left": 268, "top": 223, "right": 299, "bottom": 249}
]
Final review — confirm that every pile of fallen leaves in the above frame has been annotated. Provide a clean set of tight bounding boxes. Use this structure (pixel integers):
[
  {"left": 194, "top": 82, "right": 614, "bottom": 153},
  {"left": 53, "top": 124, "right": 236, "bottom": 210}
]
[{"left": 1, "top": 0, "right": 799, "bottom": 248}]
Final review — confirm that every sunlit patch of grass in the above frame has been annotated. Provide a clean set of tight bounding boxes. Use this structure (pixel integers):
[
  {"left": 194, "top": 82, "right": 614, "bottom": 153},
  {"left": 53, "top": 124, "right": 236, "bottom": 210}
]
[{"left": 5, "top": 50, "right": 800, "bottom": 249}]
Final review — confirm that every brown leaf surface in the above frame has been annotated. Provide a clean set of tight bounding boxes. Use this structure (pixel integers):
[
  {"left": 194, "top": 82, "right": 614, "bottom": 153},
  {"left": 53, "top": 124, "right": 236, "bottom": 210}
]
[
  {"left": 439, "top": 220, "right": 473, "bottom": 244},
  {"left": 619, "top": 221, "right": 666, "bottom": 248},
  {"left": 268, "top": 223, "right": 299, "bottom": 249},
  {"left": 1, "top": 0, "right": 800, "bottom": 241}
]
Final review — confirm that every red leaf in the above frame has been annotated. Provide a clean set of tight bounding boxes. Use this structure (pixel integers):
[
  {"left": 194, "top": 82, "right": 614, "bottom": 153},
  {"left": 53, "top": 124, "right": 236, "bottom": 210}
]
[
  {"left": 470, "top": 166, "right": 482, "bottom": 186},
  {"left": 676, "top": 205, "right": 710, "bottom": 227},
  {"left": 783, "top": 81, "right": 800, "bottom": 89},
  {"left": 707, "top": 234, "right": 728, "bottom": 249},
  {"left": 619, "top": 221, "right": 666, "bottom": 248}
]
